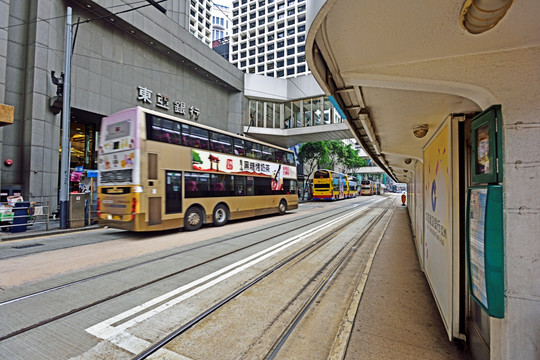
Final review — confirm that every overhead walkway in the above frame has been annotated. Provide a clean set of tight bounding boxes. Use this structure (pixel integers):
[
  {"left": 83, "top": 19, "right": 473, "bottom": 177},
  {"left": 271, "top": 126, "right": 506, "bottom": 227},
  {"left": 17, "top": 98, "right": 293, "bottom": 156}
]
[
  {"left": 243, "top": 73, "right": 354, "bottom": 148},
  {"left": 244, "top": 122, "right": 352, "bottom": 149}
]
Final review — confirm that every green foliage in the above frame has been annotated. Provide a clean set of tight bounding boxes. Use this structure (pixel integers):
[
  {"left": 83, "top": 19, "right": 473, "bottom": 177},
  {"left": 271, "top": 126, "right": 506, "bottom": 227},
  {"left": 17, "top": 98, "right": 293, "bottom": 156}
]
[{"left": 298, "top": 141, "right": 367, "bottom": 176}]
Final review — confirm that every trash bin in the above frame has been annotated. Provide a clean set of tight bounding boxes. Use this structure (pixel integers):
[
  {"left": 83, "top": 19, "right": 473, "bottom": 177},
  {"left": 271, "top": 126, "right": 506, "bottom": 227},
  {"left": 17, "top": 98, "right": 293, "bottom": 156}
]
[
  {"left": 69, "top": 193, "right": 88, "bottom": 228},
  {"left": 12, "top": 202, "right": 30, "bottom": 233}
]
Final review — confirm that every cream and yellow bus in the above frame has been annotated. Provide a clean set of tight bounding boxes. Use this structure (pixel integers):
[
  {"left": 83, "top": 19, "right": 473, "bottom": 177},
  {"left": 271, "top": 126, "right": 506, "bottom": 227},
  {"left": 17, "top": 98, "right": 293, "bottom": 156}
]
[{"left": 97, "top": 107, "right": 298, "bottom": 231}]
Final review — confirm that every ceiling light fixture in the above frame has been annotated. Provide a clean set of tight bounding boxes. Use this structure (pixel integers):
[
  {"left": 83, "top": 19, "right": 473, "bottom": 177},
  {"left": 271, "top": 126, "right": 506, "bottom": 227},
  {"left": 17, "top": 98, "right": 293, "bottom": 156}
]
[
  {"left": 412, "top": 124, "right": 429, "bottom": 138},
  {"left": 358, "top": 108, "right": 382, "bottom": 155},
  {"left": 460, "top": 0, "right": 513, "bottom": 34}
]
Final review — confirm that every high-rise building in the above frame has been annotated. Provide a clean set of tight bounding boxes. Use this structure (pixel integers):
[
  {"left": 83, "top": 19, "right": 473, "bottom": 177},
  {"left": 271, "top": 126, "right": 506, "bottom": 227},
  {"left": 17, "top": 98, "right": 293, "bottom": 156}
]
[
  {"left": 229, "top": 0, "right": 308, "bottom": 78},
  {"left": 188, "top": 0, "right": 213, "bottom": 46},
  {"left": 211, "top": 3, "right": 231, "bottom": 42},
  {"left": 211, "top": 2, "right": 232, "bottom": 59}
]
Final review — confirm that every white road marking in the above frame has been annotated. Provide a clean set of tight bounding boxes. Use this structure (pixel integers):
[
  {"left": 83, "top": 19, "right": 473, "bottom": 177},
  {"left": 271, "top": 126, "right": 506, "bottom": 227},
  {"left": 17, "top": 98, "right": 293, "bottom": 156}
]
[{"left": 83, "top": 199, "right": 384, "bottom": 357}]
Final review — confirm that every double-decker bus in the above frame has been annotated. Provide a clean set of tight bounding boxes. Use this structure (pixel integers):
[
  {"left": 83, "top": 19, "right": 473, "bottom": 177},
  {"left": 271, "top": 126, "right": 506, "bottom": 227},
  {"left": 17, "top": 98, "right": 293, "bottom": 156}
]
[
  {"left": 312, "top": 170, "right": 348, "bottom": 200},
  {"left": 347, "top": 176, "right": 358, "bottom": 198},
  {"left": 360, "top": 179, "right": 374, "bottom": 196},
  {"left": 97, "top": 107, "right": 298, "bottom": 231}
]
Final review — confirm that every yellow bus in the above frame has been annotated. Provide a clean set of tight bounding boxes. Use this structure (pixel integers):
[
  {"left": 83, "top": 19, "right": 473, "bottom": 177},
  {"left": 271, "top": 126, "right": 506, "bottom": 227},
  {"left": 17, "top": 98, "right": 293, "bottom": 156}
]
[
  {"left": 312, "top": 170, "right": 348, "bottom": 200},
  {"left": 360, "top": 179, "right": 374, "bottom": 196},
  {"left": 97, "top": 107, "right": 298, "bottom": 231},
  {"left": 347, "top": 176, "right": 358, "bottom": 198}
]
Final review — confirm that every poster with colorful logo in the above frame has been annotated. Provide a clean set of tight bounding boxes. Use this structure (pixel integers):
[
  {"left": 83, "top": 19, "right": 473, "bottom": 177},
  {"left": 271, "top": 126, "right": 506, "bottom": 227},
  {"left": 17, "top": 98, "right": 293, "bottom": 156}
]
[{"left": 423, "top": 123, "right": 452, "bottom": 335}]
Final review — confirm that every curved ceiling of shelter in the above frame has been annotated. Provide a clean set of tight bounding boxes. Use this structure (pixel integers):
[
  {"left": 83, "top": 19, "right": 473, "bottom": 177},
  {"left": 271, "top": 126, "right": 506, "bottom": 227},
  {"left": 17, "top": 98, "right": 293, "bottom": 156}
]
[{"left": 306, "top": 0, "right": 540, "bottom": 182}]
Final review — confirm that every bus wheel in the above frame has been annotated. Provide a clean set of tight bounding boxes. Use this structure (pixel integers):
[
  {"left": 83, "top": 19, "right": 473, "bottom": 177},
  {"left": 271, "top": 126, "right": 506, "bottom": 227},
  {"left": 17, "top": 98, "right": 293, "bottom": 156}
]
[
  {"left": 212, "top": 204, "right": 229, "bottom": 227},
  {"left": 278, "top": 199, "right": 287, "bottom": 214},
  {"left": 184, "top": 207, "right": 203, "bottom": 231}
]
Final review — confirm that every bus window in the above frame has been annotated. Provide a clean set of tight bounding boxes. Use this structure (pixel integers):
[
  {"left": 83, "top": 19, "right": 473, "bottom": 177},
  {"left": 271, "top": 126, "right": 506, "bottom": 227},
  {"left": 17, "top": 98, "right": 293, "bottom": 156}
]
[
  {"left": 252, "top": 143, "right": 263, "bottom": 159},
  {"left": 245, "top": 141, "right": 262, "bottom": 159},
  {"left": 246, "top": 176, "right": 255, "bottom": 195},
  {"left": 275, "top": 149, "right": 285, "bottom": 163},
  {"left": 165, "top": 171, "right": 182, "bottom": 213},
  {"left": 210, "top": 174, "right": 234, "bottom": 196},
  {"left": 185, "top": 172, "right": 210, "bottom": 198},
  {"left": 181, "top": 124, "right": 195, "bottom": 147},
  {"left": 233, "top": 138, "right": 245, "bottom": 156},
  {"left": 285, "top": 152, "right": 295, "bottom": 165},
  {"left": 314, "top": 170, "right": 330, "bottom": 178},
  {"left": 210, "top": 132, "right": 233, "bottom": 154},
  {"left": 233, "top": 176, "right": 246, "bottom": 195},
  {"left": 146, "top": 115, "right": 181, "bottom": 145},
  {"left": 191, "top": 126, "right": 209, "bottom": 149},
  {"left": 262, "top": 146, "right": 275, "bottom": 162},
  {"left": 255, "top": 176, "right": 273, "bottom": 195}
]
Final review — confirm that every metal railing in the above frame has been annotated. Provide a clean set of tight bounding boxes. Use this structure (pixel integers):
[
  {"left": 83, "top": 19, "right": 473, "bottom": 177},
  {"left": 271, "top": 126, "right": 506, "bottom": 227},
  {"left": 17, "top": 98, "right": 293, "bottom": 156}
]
[{"left": 0, "top": 201, "right": 50, "bottom": 233}]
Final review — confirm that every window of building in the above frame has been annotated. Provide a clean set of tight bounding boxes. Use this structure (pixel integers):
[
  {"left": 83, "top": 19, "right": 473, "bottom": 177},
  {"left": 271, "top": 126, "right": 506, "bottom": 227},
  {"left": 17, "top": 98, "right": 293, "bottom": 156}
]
[
  {"left": 287, "top": 38, "right": 295, "bottom": 45},
  {"left": 258, "top": 65, "right": 265, "bottom": 72},
  {"left": 298, "top": 45, "right": 305, "bottom": 52},
  {"left": 287, "top": 57, "right": 294, "bottom": 65},
  {"left": 277, "top": 41, "right": 284, "bottom": 48},
  {"left": 267, "top": 43, "right": 274, "bottom": 50},
  {"left": 287, "top": 67, "right": 295, "bottom": 76},
  {"left": 287, "top": 47, "right": 295, "bottom": 55},
  {"left": 297, "top": 64, "right": 306, "bottom": 73}
]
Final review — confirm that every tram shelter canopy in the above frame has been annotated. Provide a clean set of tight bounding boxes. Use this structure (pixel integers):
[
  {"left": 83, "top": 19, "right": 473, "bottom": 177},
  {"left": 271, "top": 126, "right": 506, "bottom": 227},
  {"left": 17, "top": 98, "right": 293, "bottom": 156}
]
[{"left": 306, "top": 0, "right": 540, "bottom": 182}]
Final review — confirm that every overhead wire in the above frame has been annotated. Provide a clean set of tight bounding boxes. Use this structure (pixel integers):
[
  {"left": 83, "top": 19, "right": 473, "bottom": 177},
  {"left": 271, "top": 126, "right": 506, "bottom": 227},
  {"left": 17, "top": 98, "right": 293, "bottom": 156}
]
[{"left": 0, "top": 0, "right": 161, "bottom": 31}]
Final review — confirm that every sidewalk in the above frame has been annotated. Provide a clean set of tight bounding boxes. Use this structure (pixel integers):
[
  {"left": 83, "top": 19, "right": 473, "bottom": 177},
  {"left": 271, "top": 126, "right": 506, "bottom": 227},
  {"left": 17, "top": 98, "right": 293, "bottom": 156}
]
[
  {"left": 345, "top": 205, "right": 467, "bottom": 359},
  {"left": 0, "top": 218, "right": 98, "bottom": 241}
]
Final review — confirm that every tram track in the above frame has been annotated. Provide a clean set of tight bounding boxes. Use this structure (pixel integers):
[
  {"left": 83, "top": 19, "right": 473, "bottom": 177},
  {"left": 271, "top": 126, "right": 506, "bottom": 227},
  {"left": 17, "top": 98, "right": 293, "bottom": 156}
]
[
  {"left": 0, "top": 197, "right": 385, "bottom": 343},
  {"left": 130, "top": 197, "right": 394, "bottom": 359}
]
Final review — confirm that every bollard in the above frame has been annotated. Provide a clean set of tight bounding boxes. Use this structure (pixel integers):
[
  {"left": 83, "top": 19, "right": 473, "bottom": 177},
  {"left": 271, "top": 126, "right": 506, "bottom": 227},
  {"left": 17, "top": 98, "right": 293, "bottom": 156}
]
[{"left": 401, "top": 192, "right": 406, "bottom": 206}]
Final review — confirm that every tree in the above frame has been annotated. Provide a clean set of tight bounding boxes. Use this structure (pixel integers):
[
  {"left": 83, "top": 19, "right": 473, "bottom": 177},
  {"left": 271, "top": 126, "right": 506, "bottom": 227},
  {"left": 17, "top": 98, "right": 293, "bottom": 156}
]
[
  {"left": 298, "top": 142, "right": 330, "bottom": 176},
  {"left": 342, "top": 144, "right": 367, "bottom": 174}
]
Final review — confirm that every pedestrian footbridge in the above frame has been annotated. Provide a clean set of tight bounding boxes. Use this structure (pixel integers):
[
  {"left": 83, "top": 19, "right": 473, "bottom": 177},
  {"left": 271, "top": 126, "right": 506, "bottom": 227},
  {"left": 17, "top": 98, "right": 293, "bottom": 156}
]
[{"left": 242, "top": 74, "right": 354, "bottom": 149}]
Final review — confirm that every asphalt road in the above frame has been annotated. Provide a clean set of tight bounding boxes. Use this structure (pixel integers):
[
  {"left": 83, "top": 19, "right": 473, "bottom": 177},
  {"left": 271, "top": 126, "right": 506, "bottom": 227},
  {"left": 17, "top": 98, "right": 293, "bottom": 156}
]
[{"left": 0, "top": 195, "right": 392, "bottom": 360}]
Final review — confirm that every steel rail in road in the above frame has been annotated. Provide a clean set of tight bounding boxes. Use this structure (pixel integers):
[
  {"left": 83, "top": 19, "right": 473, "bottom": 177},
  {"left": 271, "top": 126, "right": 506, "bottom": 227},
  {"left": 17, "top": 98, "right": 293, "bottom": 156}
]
[{"left": 132, "top": 198, "right": 393, "bottom": 360}]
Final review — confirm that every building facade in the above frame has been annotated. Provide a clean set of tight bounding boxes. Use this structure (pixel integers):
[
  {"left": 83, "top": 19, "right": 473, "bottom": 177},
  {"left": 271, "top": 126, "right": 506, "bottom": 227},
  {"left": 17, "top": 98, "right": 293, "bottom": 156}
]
[
  {"left": 230, "top": 0, "right": 308, "bottom": 78},
  {"left": 0, "top": 0, "right": 244, "bottom": 207}
]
